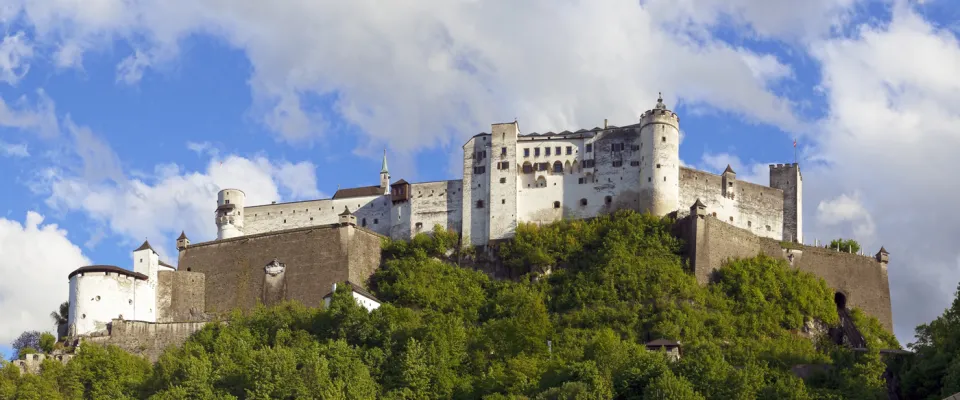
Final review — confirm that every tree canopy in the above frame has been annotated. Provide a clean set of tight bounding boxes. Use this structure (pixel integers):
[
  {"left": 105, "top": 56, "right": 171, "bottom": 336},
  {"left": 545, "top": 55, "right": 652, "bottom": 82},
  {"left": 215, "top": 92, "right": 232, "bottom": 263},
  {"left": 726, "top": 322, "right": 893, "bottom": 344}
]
[{"left": 0, "top": 210, "right": 902, "bottom": 399}]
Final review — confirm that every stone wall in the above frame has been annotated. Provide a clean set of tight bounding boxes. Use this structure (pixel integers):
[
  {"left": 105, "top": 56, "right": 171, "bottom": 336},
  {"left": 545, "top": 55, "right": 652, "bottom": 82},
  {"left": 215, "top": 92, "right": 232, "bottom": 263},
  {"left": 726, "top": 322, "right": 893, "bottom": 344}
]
[
  {"left": 684, "top": 212, "right": 893, "bottom": 332},
  {"left": 242, "top": 196, "right": 393, "bottom": 237},
  {"left": 156, "top": 270, "right": 206, "bottom": 323},
  {"left": 12, "top": 353, "right": 74, "bottom": 375},
  {"left": 177, "top": 223, "right": 383, "bottom": 314},
  {"left": 408, "top": 180, "right": 463, "bottom": 236},
  {"left": 678, "top": 167, "right": 784, "bottom": 241},
  {"left": 84, "top": 319, "right": 208, "bottom": 363}
]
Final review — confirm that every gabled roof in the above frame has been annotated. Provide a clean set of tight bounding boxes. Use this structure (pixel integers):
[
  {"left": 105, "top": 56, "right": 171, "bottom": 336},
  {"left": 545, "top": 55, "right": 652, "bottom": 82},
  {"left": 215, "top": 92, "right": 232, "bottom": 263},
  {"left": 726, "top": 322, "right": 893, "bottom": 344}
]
[
  {"left": 392, "top": 179, "right": 409, "bottom": 185},
  {"left": 339, "top": 206, "right": 353, "bottom": 216},
  {"left": 159, "top": 260, "right": 176, "bottom": 270},
  {"left": 177, "top": 231, "right": 188, "bottom": 240},
  {"left": 134, "top": 240, "right": 154, "bottom": 252},
  {"left": 332, "top": 185, "right": 383, "bottom": 199},
  {"left": 878, "top": 246, "right": 888, "bottom": 254},
  {"left": 723, "top": 164, "right": 736, "bottom": 174},
  {"left": 692, "top": 198, "right": 706, "bottom": 208}
]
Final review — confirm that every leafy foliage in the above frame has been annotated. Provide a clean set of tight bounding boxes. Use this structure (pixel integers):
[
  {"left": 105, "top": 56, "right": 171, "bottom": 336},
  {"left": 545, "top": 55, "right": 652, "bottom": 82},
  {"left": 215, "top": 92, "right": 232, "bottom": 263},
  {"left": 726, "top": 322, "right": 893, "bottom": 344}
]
[
  {"left": 827, "top": 238, "right": 861, "bottom": 254},
  {"left": 0, "top": 210, "right": 901, "bottom": 399}
]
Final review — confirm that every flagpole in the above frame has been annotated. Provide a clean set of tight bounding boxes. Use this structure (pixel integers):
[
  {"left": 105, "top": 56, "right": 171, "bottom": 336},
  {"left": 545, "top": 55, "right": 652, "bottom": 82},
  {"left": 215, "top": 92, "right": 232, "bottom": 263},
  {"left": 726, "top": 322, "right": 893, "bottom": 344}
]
[{"left": 793, "top": 138, "right": 797, "bottom": 165}]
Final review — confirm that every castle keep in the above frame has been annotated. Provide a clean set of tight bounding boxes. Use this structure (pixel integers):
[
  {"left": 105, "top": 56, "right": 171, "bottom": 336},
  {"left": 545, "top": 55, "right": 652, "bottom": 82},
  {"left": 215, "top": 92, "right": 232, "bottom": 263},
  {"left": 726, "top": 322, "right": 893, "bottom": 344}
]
[{"left": 62, "top": 95, "right": 893, "bottom": 361}]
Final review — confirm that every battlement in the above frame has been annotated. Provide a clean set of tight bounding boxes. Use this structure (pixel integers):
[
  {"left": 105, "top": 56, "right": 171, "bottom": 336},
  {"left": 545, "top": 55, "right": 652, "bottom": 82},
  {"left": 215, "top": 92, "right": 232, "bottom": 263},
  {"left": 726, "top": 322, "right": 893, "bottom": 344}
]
[{"left": 769, "top": 163, "right": 800, "bottom": 170}]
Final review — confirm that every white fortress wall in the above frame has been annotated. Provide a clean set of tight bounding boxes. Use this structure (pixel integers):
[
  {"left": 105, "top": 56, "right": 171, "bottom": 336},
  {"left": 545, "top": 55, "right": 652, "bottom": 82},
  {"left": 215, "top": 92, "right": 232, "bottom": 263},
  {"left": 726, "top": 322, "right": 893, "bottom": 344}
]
[
  {"left": 243, "top": 195, "right": 392, "bottom": 236},
  {"left": 462, "top": 134, "right": 491, "bottom": 246},
  {"left": 678, "top": 167, "right": 784, "bottom": 240},
  {"left": 408, "top": 180, "right": 463, "bottom": 235},
  {"left": 68, "top": 272, "right": 139, "bottom": 336}
]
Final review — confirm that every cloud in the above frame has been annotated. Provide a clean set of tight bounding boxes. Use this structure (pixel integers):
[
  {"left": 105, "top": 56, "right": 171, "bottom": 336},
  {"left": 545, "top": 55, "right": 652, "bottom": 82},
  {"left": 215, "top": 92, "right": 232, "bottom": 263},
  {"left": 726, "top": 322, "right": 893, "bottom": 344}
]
[
  {"left": 0, "top": 32, "right": 33, "bottom": 85},
  {"left": 0, "top": 140, "right": 29, "bottom": 157},
  {"left": 0, "top": 211, "right": 90, "bottom": 344},
  {"left": 7, "top": 0, "right": 804, "bottom": 152},
  {"left": 0, "top": 89, "right": 59, "bottom": 138},
  {"left": 44, "top": 126, "right": 324, "bottom": 260},
  {"left": 803, "top": 2, "right": 960, "bottom": 341}
]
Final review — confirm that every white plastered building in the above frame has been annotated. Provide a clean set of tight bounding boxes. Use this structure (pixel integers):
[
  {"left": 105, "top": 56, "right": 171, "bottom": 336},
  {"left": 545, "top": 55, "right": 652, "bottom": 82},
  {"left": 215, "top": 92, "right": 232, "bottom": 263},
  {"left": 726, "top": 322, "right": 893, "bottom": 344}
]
[
  {"left": 66, "top": 240, "right": 175, "bottom": 336},
  {"left": 210, "top": 94, "right": 802, "bottom": 249}
]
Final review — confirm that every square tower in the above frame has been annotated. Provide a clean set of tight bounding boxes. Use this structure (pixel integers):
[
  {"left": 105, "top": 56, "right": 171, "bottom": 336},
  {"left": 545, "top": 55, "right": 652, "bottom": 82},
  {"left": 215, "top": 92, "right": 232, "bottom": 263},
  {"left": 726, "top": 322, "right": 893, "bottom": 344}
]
[
  {"left": 488, "top": 122, "right": 520, "bottom": 241},
  {"left": 770, "top": 163, "right": 803, "bottom": 243}
]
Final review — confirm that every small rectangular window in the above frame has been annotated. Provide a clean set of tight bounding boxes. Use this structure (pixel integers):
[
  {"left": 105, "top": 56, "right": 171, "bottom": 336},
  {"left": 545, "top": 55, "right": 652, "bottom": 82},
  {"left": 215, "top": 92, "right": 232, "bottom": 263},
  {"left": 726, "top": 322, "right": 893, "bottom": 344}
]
[
  {"left": 586, "top": 144, "right": 593, "bottom": 153},
  {"left": 566, "top": 146, "right": 572, "bottom": 155},
  {"left": 535, "top": 148, "right": 541, "bottom": 157},
  {"left": 545, "top": 147, "right": 551, "bottom": 156},
  {"left": 631, "top": 145, "right": 640, "bottom": 151},
  {"left": 500, "top": 177, "right": 506, "bottom": 183},
  {"left": 613, "top": 160, "right": 623, "bottom": 167},
  {"left": 524, "top": 148, "right": 530, "bottom": 157},
  {"left": 555, "top": 146, "right": 561, "bottom": 155},
  {"left": 501, "top": 147, "right": 507, "bottom": 156},
  {"left": 578, "top": 177, "right": 584, "bottom": 184},
  {"left": 630, "top": 161, "right": 640, "bottom": 166}
]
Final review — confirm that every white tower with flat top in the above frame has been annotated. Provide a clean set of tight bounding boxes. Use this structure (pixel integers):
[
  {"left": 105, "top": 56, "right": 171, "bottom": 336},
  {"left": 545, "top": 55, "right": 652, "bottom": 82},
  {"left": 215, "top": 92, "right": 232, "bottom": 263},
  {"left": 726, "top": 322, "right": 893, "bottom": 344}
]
[{"left": 216, "top": 189, "right": 246, "bottom": 240}]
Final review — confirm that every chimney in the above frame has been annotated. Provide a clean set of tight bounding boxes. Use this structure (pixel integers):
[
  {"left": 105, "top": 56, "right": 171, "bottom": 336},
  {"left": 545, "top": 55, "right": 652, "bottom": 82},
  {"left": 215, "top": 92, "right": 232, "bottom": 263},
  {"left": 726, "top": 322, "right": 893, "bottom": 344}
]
[{"left": 604, "top": 119, "right": 608, "bottom": 129}]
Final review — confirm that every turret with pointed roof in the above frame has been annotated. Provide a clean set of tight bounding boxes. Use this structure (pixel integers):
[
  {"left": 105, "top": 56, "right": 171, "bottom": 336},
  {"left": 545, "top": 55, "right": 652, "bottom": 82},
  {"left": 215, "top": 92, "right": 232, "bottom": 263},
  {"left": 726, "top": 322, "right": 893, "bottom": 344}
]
[
  {"left": 379, "top": 149, "right": 390, "bottom": 195},
  {"left": 176, "top": 231, "right": 190, "bottom": 251},
  {"left": 339, "top": 206, "right": 357, "bottom": 226}
]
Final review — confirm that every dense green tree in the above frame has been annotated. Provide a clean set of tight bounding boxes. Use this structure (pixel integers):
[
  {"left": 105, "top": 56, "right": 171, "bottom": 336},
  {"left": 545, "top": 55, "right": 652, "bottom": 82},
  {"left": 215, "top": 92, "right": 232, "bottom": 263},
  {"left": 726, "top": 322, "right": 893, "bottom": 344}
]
[{"left": 0, "top": 211, "right": 909, "bottom": 399}]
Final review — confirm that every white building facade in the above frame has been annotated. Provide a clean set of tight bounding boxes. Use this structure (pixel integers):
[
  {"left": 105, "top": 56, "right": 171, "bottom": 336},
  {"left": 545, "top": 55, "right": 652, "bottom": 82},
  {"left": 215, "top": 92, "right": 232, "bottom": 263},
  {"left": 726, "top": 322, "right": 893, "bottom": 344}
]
[
  {"left": 66, "top": 241, "right": 175, "bottom": 336},
  {"left": 213, "top": 95, "right": 802, "bottom": 248}
]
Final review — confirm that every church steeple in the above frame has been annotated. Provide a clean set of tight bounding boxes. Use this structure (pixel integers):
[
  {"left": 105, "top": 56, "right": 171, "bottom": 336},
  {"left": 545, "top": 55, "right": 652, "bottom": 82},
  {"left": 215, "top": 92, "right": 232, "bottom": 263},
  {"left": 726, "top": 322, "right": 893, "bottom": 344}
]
[
  {"left": 380, "top": 149, "right": 390, "bottom": 195},
  {"left": 381, "top": 149, "right": 389, "bottom": 174}
]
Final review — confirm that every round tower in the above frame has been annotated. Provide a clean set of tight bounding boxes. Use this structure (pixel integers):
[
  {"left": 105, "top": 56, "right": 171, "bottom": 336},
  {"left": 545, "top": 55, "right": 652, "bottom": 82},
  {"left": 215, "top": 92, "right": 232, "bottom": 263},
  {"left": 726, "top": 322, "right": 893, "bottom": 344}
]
[
  {"left": 639, "top": 93, "right": 681, "bottom": 216},
  {"left": 216, "top": 189, "right": 246, "bottom": 240}
]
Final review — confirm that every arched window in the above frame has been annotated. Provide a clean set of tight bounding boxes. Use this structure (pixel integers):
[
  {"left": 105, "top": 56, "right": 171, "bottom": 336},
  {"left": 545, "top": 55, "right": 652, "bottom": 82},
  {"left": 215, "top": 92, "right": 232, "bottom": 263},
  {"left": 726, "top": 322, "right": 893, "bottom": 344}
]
[
  {"left": 554, "top": 201, "right": 561, "bottom": 209},
  {"left": 605, "top": 196, "right": 612, "bottom": 205},
  {"left": 580, "top": 198, "right": 588, "bottom": 206},
  {"left": 553, "top": 161, "right": 563, "bottom": 173},
  {"left": 536, "top": 176, "right": 547, "bottom": 187},
  {"left": 522, "top": 162, "right": 534, "bottom": 174}
]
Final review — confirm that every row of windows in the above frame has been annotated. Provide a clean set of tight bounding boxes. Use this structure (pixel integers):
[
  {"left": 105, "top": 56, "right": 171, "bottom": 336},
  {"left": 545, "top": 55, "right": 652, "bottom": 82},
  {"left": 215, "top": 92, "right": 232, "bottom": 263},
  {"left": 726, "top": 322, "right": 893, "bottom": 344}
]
[
  {"left": 475, "top": 196, "right": 614, "bottom": 209},
  {"left": 522, "top": 146, "right": 576, "bottom": 157}
]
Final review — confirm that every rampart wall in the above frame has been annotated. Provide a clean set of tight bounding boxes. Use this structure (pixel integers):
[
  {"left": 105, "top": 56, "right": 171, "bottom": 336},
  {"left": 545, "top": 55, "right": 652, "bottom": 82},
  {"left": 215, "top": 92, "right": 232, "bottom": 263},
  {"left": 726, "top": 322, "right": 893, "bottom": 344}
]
[
  {"left": 243, "top": 196, "right": 392, "bottom": 237},
  {"left": 683, "top": 212, "right": 893, "bottom": 332},
  {"left": 177, "top": 224, "right": 383, "bottom": 314},
  {"left": 83, "top": 319, "right": 208, "bottom": 363},
  {"left": 156, "top": 270, "right": 206, "bottom": 323}
]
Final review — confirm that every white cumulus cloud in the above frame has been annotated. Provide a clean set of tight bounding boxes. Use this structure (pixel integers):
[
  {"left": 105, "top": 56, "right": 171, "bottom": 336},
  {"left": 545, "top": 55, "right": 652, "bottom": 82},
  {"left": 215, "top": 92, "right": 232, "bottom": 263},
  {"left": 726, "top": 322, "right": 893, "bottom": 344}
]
[
  {"left": 0, "top": 212, "right": 90, "bottom": 344},
  {"left": 6, "top": 0, "right": 807, "bottom": 153}
]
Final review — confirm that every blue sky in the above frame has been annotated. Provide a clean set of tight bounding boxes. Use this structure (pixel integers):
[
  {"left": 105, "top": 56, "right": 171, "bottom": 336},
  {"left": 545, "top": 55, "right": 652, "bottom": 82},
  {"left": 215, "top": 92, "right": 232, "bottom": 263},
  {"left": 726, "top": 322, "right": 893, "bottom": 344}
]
[{"left": 2, "top": 0, "right": 959, "bottom": 357}]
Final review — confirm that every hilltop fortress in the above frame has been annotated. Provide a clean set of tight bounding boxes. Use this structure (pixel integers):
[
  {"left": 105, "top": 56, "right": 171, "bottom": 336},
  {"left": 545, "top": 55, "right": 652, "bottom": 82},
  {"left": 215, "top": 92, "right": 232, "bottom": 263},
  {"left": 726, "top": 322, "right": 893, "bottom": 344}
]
[
  {"left": 213, "top": 95, "right": 800, "bottom": 246},
  {"left": 62, "top": 95, "right": 892, "bottom": 361}
]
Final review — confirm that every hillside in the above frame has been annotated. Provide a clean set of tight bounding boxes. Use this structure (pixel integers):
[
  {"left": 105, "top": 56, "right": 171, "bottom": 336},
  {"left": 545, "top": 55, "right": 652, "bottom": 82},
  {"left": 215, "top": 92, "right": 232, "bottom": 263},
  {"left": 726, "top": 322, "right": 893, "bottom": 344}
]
[{"left": 0, "top": 211, "right": 901, "bottom": 399}]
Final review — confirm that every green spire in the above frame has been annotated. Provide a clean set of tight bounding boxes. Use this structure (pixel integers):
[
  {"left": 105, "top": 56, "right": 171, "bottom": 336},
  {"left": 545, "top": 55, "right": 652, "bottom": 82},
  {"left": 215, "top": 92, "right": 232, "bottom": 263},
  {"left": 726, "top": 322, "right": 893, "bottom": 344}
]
[{"left": 381, "top": 149, "right": 389, "bottom": 174}]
